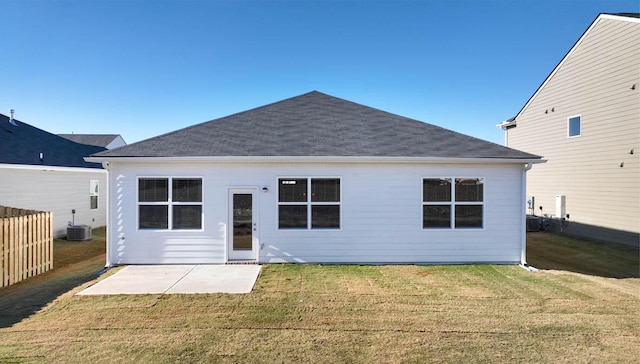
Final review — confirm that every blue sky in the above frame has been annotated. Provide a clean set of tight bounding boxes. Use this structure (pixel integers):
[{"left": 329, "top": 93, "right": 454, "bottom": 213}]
[{"left": 1, "top": 0, "right": 637, "bottom": 146}]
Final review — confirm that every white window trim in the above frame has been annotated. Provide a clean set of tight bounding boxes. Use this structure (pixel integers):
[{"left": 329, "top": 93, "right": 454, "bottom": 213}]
[
  {"left": 89, "top": 180, "right": 99, "bottom": 210},
  {"left": 422, "top": 177, "right": 485, "bottom": 230},
  {"left": 136, "top": 176, "right": 204, "bottom": 231},
  {"left": 567, "top": 114, "right": 581, "bottom": 138},
  {"left": 277, "top": 176, "right": 342, "bottom": 231}
]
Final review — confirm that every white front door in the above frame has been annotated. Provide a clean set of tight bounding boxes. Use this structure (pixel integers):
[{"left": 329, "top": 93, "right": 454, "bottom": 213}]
[{"left": 228, "top": 188, "right": 258, "bottom": 261}]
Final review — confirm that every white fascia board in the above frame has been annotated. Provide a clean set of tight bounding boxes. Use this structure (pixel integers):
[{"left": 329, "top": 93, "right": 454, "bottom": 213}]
[
  {"left": 600, "top": 13, "right": 640, "bottom": 23},
  {"left": 514, "top": 13, "right": 638, "bottom": 120},
  {"left": 496, "top": 119, "right": 516, "bottom": 130},
  {"left": 86, "top": 156, "right": 545, "bottom": 165},
  {"left": 0, "top": 163, "right": 107, "bottom": 173}
]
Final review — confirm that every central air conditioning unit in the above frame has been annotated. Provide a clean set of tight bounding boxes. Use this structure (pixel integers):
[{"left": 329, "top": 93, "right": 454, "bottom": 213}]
[
  {"left": 526, "top": 216, "right": 541, "bottom": 232},
  {"left": 67, "top": 225, "right": 92, "bottom": 241}
]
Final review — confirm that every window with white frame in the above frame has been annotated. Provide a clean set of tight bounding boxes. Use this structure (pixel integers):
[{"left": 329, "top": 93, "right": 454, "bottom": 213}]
[
  {"left": 568, "top": 115, "right": 581, "bottom": 137},
  {"left": 138, "top": 177, "right": 202, "bottom": 230},
  {"left": 278, "top": 177, "right": 340, "bottom": 229},
  {"left": 422, "top": 178, "right": 484, "bottom": 229},
  {"left": 89, "top": 180, "right": 99, "bottom": 210}
]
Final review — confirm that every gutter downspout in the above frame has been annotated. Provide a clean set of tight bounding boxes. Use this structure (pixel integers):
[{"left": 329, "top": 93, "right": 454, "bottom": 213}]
[
  {"left": 102, "top": 161, "right": 112, "bottom": 268},
  {"left": 520, "top": 162, "right": 533, "bottom": 269}
]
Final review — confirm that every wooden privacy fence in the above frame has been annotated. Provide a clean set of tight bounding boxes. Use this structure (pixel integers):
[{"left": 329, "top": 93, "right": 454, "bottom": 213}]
[{"left": 0, "top": 205, "right": 53, "bottom": 288}]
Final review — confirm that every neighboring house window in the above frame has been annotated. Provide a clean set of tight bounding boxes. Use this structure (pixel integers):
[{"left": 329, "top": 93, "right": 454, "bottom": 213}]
[
  {"left": 278, "top": 177, "right": 340, "bottom": 229},
  {"left": 423, "top": 178, "right": 484, "bottom": 229},
  {"left": 568, "top": 115, "right": 581, "bottom": 137},
  {"left": 138, "top": 177, "right": 202, "bottom": 230},
  {"left": 89, "top": 180, "right": 99, "bottom": 210}
]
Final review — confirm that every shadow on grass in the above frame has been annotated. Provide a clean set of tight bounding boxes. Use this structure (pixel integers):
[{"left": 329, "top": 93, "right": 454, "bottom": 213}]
[
  {"left": 527, "top": 232, "right": 639, "bottom": 279},
  {"left": 0, "top": 229, "right": 106, "bottom": 328},
  {"left": 0, "top": 257, "right": 104, "bottom": 328}
]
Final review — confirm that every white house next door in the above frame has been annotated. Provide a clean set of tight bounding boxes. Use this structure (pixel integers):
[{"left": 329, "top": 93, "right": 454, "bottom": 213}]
[{"left": 228, "top": 188, "right": 258, "bottom": 261}]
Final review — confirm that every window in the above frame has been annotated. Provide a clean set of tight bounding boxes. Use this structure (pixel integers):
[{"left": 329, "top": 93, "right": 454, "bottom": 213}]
[
  {"left": 568, "top": 115, "right": 581, "bottom": 137},
  {"left": 138, "top": 177, "right": 202, "bottom": 230},
  {"left": 423, "top": 178, "right": 484, "bottom": 229},
  {"left": 278, "top": 177, "right": 340, "bottom": 229},
  {"left": 89, "top": 180, "right": 99, "bottom": 210}
]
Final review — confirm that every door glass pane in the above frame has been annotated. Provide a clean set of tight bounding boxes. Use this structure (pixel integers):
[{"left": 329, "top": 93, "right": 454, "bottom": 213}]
[{"left": 233, "top": 194, "right": 252, "bottom": 250}]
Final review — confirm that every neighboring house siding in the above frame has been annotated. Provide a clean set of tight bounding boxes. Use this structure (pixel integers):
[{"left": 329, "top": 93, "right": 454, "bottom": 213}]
[
  {"left": 107, "top": 162, "right": 525, "bottom": 264},
  {"left": 506, "top": 16, "right": 640, "bottom": 246},
  {"left": 0, "top": 165, "right": 108, "bottom": 237}
]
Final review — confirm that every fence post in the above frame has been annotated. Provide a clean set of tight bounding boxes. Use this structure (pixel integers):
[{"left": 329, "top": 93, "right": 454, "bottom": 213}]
[
  {"left": 1, "top": 218, "right": 5, "bottom": 287},
  {"left": 47, "top": 212, "right": 53, "bottom": 270},
  {"left": 49, "top": 213, "right": 52, "bottom": 269},
  {"left": 36, "top": 213, "right": 42, "bottom": 275}
]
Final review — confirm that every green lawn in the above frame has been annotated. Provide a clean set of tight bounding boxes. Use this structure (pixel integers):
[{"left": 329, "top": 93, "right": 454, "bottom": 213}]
[{"left": 0, "top": 231, "right": 638, "bottom": 362}]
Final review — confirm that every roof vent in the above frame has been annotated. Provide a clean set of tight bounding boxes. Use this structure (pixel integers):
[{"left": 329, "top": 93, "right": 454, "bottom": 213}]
[{"left": 8, "top": 109, "right": 17, "bottom": 126}]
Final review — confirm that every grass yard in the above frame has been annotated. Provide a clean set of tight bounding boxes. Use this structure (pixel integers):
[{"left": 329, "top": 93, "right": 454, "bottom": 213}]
[{"left": 0, "top": 231, "right": 638, "bottom": 363}]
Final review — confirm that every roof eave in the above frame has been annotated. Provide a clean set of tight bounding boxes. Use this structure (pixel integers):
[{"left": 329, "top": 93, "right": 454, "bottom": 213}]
[
  {"left": 86, "top": 155, "right": 544, "bottom": 165},
  {"left": 496, "top": 119, "right": 517, "bottom": 130}
]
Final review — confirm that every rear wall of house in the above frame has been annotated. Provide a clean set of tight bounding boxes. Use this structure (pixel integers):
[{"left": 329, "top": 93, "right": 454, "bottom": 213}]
[
  {"left": 0, "top": 166, "right": 107, "bottom": 237},
  {"left": 506, "top": 17, "right": 640, "bottom": 246},
  {"left": 107, "top": 161, "right": 526, "bottom": 264}
]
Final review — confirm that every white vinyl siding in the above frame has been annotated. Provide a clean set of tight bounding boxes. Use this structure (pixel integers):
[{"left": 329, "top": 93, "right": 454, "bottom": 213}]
[
  {"left": 0, "top": 165, "right": 107, "bottom": 237},
  {"left": 106, "top": 162, "right": 524, "bottom": 265},
  {"left": 506, "top": 16, "right": 639, "bottom": 245}
]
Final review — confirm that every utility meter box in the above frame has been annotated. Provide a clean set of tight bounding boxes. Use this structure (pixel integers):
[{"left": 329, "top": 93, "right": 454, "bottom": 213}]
[{"left": 555, "top": 195, "right": 566, "bottom": 219}]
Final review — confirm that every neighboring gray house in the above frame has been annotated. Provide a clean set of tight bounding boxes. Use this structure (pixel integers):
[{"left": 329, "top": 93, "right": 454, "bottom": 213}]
[
  {"left": 0, "top": 111, "right": 108, "bottom": 237},
  {"left": 89, "top": 91, "right": 542, "bottom": 266},
  {"left": 498, "top": 13, "right": 639, "bottom": 247},
  {"left": 58, "top": 134, "right": 126, "bottom": 150}
]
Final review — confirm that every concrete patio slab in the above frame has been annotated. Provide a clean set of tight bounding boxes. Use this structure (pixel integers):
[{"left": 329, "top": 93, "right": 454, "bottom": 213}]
[{"left": 76, "top": 265, "right": 261, "bottom": 295}]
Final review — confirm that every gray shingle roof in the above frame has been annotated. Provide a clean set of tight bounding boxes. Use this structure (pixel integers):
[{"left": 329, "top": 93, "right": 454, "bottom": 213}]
[
  {"left": 607, "top": 13, "right": 640, "bottom": 18},
  {"left": 58, "top": 134, "right": 121, "bottom": 148},
  {"left": 93, "top": 91, "right": 540, "bottom": 160},
  {"left": 0, "top": 114, "right": 106, "bottom": 168}
]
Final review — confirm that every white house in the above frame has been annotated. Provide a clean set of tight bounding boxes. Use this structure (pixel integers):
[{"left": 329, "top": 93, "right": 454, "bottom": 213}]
[
  {"left": 0, "top": 111, "right": 108, "bottom": 237},
  {"left": 89, "top": 92, "right": 542, "bottom": 266}
]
